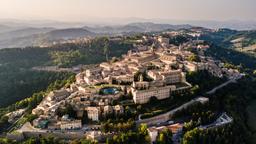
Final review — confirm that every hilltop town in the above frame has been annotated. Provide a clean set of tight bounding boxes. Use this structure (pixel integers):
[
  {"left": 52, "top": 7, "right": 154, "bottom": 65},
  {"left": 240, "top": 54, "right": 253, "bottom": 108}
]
[
  {"left": 0, "top": 0, "right": 256, "bottom": 143},
  {"left": 5, "top": 29, "right": 243, "bottom": 144}
]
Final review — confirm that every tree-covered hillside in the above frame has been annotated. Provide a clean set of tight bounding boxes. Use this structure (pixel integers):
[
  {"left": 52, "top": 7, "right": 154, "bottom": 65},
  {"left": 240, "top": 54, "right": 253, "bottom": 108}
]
[
  {"left": 201, "top": 29, "right": 256, "bottom": 57},
  {"left": 203, "top": 36, "right": 256, "bottom": 144},
  {"left": 0, "top": 37, "right": 134, "bottom": 107}
]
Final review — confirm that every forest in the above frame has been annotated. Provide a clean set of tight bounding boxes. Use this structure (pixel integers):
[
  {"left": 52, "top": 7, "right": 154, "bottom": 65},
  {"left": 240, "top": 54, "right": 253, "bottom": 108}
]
[{"left": 0, "top": 37, "right": 133, "bottom": 107}]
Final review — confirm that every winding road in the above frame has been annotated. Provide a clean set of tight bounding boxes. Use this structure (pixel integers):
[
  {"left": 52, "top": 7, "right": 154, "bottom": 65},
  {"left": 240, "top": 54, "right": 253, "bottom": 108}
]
[
  {"left": 137, "top": 74, "right": 244, "bottom": 126},
  {"left": 206, "top": 74, "right": 243, "bottom": 95}
]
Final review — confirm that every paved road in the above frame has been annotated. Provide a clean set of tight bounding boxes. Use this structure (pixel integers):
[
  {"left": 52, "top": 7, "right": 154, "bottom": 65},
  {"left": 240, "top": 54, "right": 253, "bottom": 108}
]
[
  {"left": 31, "top": 66, "right": 82, "bottom": 74},
  {"left": 206, "top": 74, "right": 243, "bottom": 95},
  {"left": 137, "top": 74, "right": 244, "bottom": 126},
  {"left": 7, "top": 114, "right": 25, "bottom": 133},
  {"left": 144, "top": 74, "right": 244, "bottom": 143},
  {"left": 199, "top": 112, "right": 233, "bottom": 130},
  {"left": 136, "top": 97, "right": 209, "bottom": 125}
]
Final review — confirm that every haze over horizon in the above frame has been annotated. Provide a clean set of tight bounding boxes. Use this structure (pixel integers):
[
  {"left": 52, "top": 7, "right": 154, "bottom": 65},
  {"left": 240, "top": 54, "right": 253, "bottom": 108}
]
[{"left": 0, "top": 0, "right": 255, "bottom": 23}]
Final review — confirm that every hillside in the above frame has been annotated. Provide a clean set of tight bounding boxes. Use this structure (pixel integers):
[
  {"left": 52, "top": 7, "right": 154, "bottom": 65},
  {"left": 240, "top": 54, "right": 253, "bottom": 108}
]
[
  {"left": 225, "top": 31, "right": 256, "bottom": 56},
  {"left": 42, "top": 28, "right": 96, "bottom": 40},
  {"left": 127, "top": 22, "right": 192, "bottom": 31},
  {"left": 0, "top": 28, "right": 96, "bottom": 48},
  {"left": 0, "top": 27, "right": 55, "bottom": 41},
  {"left": 0, "top": 24, "right": 13, "bottom": 33},
  {"left": 0, "top": 27, "right": 256, "bottom": 144},
  {"left": 199, "top": 29, "right": 256, "bottom": 58},
  {"left": 0, "top": 22, "right": 194, "bottom": 48},
  {"left": 83, "top": 22, "right": 193, "bottom": 34},
  {"left": 0, "top": 37, "right": 133, "bottom": 107},
  {"left": 229, "top": 31, "right": 256, "bottom": 46}
]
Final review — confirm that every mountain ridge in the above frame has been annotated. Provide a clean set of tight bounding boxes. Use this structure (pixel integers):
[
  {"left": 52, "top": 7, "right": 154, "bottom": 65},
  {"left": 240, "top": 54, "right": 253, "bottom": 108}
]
[
  {"left": 83, "top": 22, "right": 193, "bottom": 34},
  {"left": 0, "top": 22, "right": 194, "bottom": 48}
]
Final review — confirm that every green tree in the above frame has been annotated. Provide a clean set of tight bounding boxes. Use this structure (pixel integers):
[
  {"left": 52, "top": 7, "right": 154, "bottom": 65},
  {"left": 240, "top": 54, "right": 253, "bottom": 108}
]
[
  {"left": 23, "top": 138, "right": 37, "bottom": 144},
  {"left": 0, "top": 138, "right": 15, "bottom": 144},
  {"left": 253, "top": 70, "right": 256, "bottom": 75},
  {"left": 103, "top": 38, "right": 110, "bottom": 61},
  {"left": 157, "top": 133, "right": 166, "bottom": 144},
  {"left": 156, "top": 128, "right": 173, "bottom": 144},
  {"left": 188, "top": 54, "right": 200, "bottom": 62}
]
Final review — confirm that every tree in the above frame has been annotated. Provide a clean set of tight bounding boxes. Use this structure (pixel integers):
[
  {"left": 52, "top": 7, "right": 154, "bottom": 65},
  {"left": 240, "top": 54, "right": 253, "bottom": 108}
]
[
  {"left": 162, "top": 128, "right": 173, "bottom": 144},
  {"left": 24, "top": 138, "right": 37, "bottom": 144},
  {"left": 156, "top": 133, "right": 166, "bottom": 144},
  {"left": 0, "top": 138, "right": 15, "bottom": 144},
  {"left": 156, "top": 128, "right": 173, "bottom": 144},
  {"left": 149, "top": 96, "right": 159, "bottom": 105},
  {"left": 138, "top": 124, "right": 147, "bottom": 134},
  {"left": 103, "top": 38, "right": 110, "bottom": 61},
  {"left": 50, "top": 50, "right": 83, "bottom": 67},
  {"left": 56, "top": 104, "right": 76, "bottom": 118},
  {"left": 106, "top": 138, "right": 113, "bottom": 144},
  {"left": 191, "top": 85, "right": 200, "bottom": 95},
  {"left": 188, "top": 54, "right": 200, "bottom": 62},
  {"left": 253, "top": 70, "right": 256, "bottom": 75},
  {"left": 26, "top": 114, "right": 38, "bottom": 122},
  {"left": 138, "top": 124, "right": 149, "bottom": 138}
]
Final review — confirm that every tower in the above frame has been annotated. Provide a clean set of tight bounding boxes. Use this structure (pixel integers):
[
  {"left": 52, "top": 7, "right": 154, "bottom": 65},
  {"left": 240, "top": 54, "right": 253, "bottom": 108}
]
[
  {"left": 179, "top": 44, "right": 182, "bottom": 51},
  {"left": 139, "top": 74, "right": 144, "bottom": 82},
  {"left": 151, "top": 42, "right": 156, "bottom": 53}
]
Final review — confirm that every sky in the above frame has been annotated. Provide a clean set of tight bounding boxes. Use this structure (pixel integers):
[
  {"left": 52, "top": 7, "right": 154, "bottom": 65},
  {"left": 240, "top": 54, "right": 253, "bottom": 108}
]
[{"left": 0, "top": 0, "right": 255, "bottom": 22}]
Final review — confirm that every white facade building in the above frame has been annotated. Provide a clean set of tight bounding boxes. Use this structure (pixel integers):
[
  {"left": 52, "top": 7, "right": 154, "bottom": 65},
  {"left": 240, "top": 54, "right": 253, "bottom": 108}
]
[
  {"left": 60, "top": 120, "right": 82, "bottom": 130},
  {"left": 132, "top": 85, "right": 176, "bottom": 104},
  {"left": 87, "top": 107, "right": 100, "bottom": 121}
]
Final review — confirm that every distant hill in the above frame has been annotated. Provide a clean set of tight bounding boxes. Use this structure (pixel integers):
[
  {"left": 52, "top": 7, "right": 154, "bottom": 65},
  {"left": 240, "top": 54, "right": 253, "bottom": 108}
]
[
  {"left": 199, "top": 28, "right": 256, "bottom": 56},
  {"left": 0, "top": 22, "right": 193, "bottom": 48},
  {"left": 0, "top": 27, "right": 55, "bottom": 41},
  {"left": 227, "top": 31, "right": 256, "bottom": 55},
  {"left": 0, "top": 28, "right": 96, "bottom": 48},
  {"left": 127, "top": 22, "right": 192, "bottom": 31},
  {"left": 183, "top": 20, "right": 256, "bottom": 30},
  {"left": 83, "top": 22, "right": 192, "bottom": 34},
  {"left": 229, "top": 31, "right": 256, "bottom": 41},
  {"left": 42, "top": 28, "right": 96, "bottom": 40},
  {"left": 0, "top": 24, "right": 15, "bottom": 33},
  {"left": 0, "top": 34, "right": 38, "bottom": 48}
]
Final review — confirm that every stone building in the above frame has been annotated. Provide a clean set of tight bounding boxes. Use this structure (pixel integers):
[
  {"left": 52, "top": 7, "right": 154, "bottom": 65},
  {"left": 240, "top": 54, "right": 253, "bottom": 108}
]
[
  {"left": 60, "top": 120, "right": 82, "bottom": 130},
  {"left": 87, "top": 107, "right": 101, "bottom": 121}
]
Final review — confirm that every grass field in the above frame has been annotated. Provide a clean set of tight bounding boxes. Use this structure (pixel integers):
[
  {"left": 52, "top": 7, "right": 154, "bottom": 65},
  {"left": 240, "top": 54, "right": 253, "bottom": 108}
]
[{"left": 233, "top": 43, "right": 256, "bottom": 56}]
